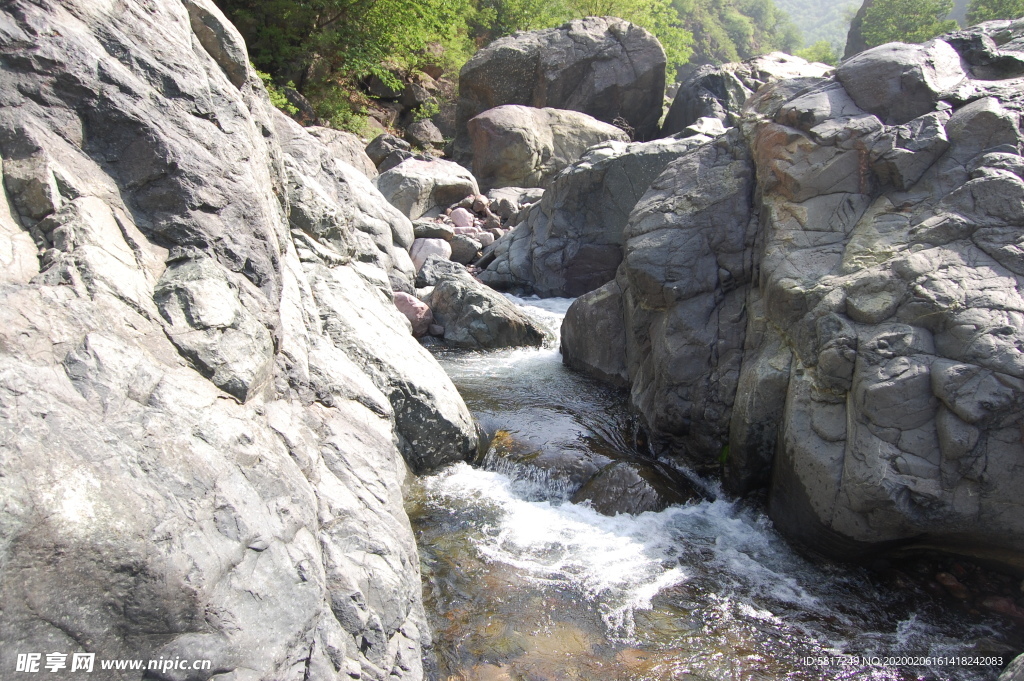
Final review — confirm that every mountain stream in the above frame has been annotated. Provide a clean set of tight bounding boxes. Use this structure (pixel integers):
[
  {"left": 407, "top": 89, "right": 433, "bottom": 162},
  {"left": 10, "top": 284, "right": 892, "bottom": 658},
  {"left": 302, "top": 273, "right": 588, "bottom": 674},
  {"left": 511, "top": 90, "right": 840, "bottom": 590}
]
[{"left": 407, "top": 297, "right": 1023, "bottom": 681}]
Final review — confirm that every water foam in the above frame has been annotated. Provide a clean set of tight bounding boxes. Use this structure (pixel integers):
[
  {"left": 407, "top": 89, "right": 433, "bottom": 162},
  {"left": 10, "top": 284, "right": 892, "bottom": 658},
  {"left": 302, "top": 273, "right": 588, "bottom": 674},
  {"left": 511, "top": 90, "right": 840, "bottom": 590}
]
[{"left": 422, "top": 462, "right": 833, "bottom": 642}]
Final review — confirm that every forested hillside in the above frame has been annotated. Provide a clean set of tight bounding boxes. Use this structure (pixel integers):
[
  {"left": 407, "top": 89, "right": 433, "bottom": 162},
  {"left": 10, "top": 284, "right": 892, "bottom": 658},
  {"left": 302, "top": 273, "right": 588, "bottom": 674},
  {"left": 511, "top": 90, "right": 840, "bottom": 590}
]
[
  {"left": 216, "top": 0, "right": 803, "bottom": 133},
  {"left": 772, "top": 0, "right": 860, "bottom": 50}
]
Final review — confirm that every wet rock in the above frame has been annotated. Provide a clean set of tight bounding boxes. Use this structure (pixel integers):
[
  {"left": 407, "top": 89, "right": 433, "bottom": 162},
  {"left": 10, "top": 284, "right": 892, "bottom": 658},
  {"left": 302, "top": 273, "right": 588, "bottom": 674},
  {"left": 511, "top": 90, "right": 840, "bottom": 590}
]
[
  {"left": 376, "top": 158, "right": 480, "bottom": 220},
  {"left": 453, "top": 17, "right": 667, "bottom": 160},
  {"left": 467, "top": 105, "right": 628, "bottom": 191},
  {"left": 570, "top": 460, "right": 704, "bottom": 515},
  {"left": 1001, "top": 653, "right": 1024, "bottom": 681}
]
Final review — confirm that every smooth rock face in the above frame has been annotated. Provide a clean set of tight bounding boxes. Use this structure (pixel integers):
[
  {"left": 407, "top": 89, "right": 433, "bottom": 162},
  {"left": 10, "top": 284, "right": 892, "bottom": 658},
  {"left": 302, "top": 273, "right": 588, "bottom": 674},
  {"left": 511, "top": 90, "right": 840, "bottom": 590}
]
[
  {"left": 662, "top": 52, "right": 833, "bottom": 136},
  {"left": 0, "top": 0, "right": 477, "bottom": 676},
  {"left": 376, "top": 158, "right": 480, "bottom": 220},
  {"left": 467, "top": 105, "right": 629, "bottom": 191},
  {"left": 480, "top": 136, "right": 710, "bottom": 296},
  {"left": 565, "top": 23, "right": 1024, "bottom": 565},
  {"left": 837, "top": 40, "right": 969, "bottom": 125},
  {"left": 453, "top": 17, "right": 667, "bottom": 160},
  {"left": 421, "top": 256, "right": 547, "bottom": 349},
  {"left": 561, "top": 280, "right": 629, "bottom": 387}
]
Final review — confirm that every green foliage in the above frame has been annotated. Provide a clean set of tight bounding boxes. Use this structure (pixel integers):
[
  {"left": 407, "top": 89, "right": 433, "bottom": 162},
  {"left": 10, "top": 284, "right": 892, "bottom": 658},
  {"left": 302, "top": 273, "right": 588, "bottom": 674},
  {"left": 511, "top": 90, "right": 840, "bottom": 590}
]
[
  {"left": 966, "top": 0, "right": 1024, "bottom": 22},
  {"left": 861, "top": 0, "right": 959, "bottom": 47},
  {"left": 255, "top": 68, "right": 299, "bottom": 115},
  {"left": 562, "top": 0, "right": 695, "bottom": 76},
  {"left": 796, "top": 39, "right": 839, "bottom": 64},
  {"left": 772, "top": 0, "right": 861, "bottom": 54},
  {"left": 672, "top": 0, "right": 802, "bottom": 65}
]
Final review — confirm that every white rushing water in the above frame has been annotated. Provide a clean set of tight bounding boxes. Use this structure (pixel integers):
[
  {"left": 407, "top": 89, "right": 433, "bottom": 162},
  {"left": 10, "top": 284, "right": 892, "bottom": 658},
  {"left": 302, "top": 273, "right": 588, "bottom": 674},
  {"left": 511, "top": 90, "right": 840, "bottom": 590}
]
[{"left": 416, "top": 294, "right": 1019, "bottom": 680}]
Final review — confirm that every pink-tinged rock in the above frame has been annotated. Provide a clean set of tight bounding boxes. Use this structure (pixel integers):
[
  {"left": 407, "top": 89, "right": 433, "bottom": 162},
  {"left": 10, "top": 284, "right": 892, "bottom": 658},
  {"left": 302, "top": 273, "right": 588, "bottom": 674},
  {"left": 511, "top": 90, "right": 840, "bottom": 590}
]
[
  {"left": 453, "top": 225, "right": 482, "bottom": 236},
  {"left": 477, "top": 232, "right": 495, "bottom": 247},
  {"left": 410, "top": 238, "right": 452, "bottom": 271},
  {"left": 394, "top": 291, "right": 434, "bottom": 337},
  {"left": 450, "top": 207, "right": 475, "bottom": 227}
]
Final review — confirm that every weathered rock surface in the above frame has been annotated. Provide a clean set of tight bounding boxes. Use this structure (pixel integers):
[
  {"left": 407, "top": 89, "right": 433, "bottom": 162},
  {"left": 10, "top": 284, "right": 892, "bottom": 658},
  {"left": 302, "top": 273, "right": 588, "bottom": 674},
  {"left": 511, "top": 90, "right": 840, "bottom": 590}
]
[
  {"left": 482, "top": 135, "right": 712, "bottom": 296},
  {"left": 837, "top": 40, "right": 969, "bottom": 125},
  {"left": 662, "top": 52, "right": 833, "bottom": 136},
  {"left": 275, "top": 111, "right": 417, "bottom": 291},
  {"left": 467, "top": 105, "right": 629, "bottom": 191},
  {"left": 0, "top": 1, "right": 478, "bottom": 677},
  {"left": 453, "top": 17, "right": 667, "bottom": 160},
  {"left": 420, "top": 255, "right": 547, "bottom": 349},
  {"left": 1002, "top": 654, "right": 1024, "bottom": 681},
  {"left": 563, "top": 26, "right": 1024, "bottom": 567},
  {"left": 376, "top": 158, "right": 480, "bottom": 220},
  {"left": 306, "top": 125, "right": 378, "bottom": 178}
]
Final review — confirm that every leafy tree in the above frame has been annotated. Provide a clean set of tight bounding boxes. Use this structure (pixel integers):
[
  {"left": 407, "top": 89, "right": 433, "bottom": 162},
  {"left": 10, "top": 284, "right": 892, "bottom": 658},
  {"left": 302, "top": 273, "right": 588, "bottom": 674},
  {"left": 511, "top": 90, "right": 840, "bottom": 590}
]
[
  {"left": 672, "top": 0, "right": 801, "bottom": 65},
  {"left": 217, "top": 0, "right": 476, "bottom": 129},
  {"left": 796, "top": 39, "right": 839, "bottom": 64},
  {"left": 861, "top": 0, "right": 959, "bottom": 46},
  {"left": 562, "top": 0, "right": 695, "bottom": 75},
  {"left": 966, "top": 0, "right": 1024, "bottom": 22}
]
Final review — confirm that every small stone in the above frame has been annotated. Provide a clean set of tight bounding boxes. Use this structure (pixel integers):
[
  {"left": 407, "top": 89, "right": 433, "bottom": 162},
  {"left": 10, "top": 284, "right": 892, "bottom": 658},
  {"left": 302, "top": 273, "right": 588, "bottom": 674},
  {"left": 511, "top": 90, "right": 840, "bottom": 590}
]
[
  {"left": 428, "top": 323, "right": 444, "bottom": 337},
  {"left": 393, "top": 291, "right": 433, "bottom": 337},
  {"left": 450, "top": 207, "right": 474, "bottom": 228},
  {"left": 935, "top": 572, "right": 971, "bottom": 600}
]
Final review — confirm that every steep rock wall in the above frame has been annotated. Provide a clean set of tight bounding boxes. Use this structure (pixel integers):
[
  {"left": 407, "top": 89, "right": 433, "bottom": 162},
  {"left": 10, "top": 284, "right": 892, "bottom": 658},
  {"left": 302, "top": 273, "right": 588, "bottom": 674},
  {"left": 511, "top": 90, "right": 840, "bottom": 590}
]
[
  {"left": 564, "top": 27, "right": 1024, "bottom": 567},
  {"left": 0, "top": 0, "right": 477, "bottom": 678}
]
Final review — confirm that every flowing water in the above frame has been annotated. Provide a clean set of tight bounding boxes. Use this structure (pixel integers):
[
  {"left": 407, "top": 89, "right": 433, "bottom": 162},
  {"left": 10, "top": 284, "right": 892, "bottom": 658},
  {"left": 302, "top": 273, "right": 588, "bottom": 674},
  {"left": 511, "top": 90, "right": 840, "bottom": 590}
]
[{"left": 407, "top": 297, "right": 1023, "bottom": 681}]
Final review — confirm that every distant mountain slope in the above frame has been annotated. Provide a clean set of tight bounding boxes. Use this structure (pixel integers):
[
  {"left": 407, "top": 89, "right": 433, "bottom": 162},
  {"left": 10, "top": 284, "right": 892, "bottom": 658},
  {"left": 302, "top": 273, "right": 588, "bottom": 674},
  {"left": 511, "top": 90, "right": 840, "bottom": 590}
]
[{"left": 772, "top": 0, "right": 861, "bottom": 50}]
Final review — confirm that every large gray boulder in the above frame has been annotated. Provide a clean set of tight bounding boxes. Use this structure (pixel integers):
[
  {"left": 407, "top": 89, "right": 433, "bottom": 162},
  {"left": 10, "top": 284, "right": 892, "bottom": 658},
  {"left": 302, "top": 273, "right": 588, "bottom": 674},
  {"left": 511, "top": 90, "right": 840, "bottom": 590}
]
[
  {"left": 0, "top": 0, "right": 478, "bottom": 677},
  {"left": 564, "top": 23, "right": 1024, "bottom": 567},
  {"left": 560, "top": 280, "right": 629, "bottom": 388},
  {"left": 375, "top": 157, "right": 480, "bottom": 220},
  {"left": 420, "top": 255, "right": 548, "bottom": 349},
  {"left": 837, "top": 40, "right": 969, "bottom": 125},
  {"left": 453, "top": 17, "right": 667, "bottom": 160},
  {"left": 467, "top": 105, "right": 628, "bottom": 191},
  {"left": 480, "top": 135, "right": 712, "bottom": 296},
  {"left": 662, "top": 52, "right": 833, "bottom": 136}
]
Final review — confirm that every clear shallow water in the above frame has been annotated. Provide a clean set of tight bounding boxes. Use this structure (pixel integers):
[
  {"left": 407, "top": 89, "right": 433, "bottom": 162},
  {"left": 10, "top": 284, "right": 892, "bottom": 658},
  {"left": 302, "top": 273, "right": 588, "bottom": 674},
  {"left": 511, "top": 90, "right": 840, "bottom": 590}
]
[{"left": 408, "top": 296, "right": 1022, "bottom": 681}]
